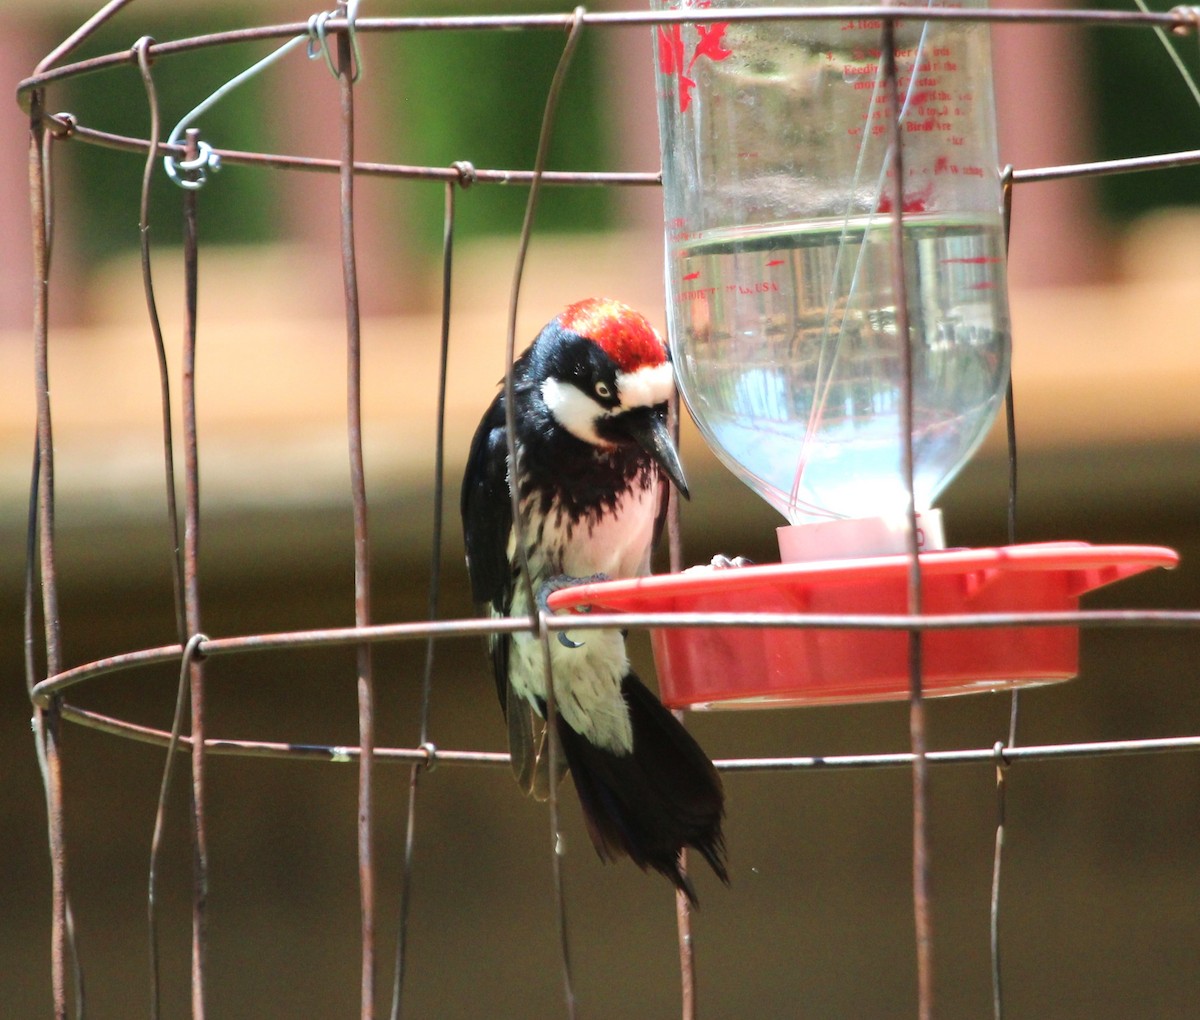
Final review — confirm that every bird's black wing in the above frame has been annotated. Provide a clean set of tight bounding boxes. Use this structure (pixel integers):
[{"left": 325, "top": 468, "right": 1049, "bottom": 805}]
[
  {"left": 461, "top": 389, "right": 512, "bottom": 610},
  {"left": 461, "top": 389, "right": 514, "bottom": 708},
  {"left": 461, "top": 378, "right": 557, "bottom": 797}
]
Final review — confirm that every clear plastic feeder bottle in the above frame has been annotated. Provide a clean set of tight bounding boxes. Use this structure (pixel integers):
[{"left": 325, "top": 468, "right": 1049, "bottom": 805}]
[{"left": 652, "top": 1, "right": 1012, "bottom": 554}]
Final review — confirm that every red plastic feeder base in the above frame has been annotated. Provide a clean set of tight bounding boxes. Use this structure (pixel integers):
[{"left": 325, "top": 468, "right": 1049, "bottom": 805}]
[{"left": 545, "top": 543, "right": 1179, "bottom": 709}]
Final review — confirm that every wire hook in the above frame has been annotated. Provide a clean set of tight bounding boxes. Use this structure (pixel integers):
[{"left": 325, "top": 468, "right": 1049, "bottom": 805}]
[
  {"left": 451, "top": 160, "right": 477, "bottom": 189},
  {"left": 1169, "top": 5, "right": 1200, "bottom": 35},
  {"left": 163, "top": 2, "right": 364, "bottom": 190},
  {"left": 308, "top": 0, "right": 364, "bottom": 82}
]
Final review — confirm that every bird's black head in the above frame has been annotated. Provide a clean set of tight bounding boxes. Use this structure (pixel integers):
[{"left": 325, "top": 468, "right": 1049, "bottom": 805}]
[{"left": 529, "top": 298, "right": 689, "bottom": 497}]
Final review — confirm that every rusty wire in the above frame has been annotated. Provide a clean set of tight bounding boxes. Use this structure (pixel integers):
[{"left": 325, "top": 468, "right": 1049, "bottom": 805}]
[
  {"left": 14, "top": 3, "right": 1200, "bottom": 104},
  {"left": 329, "top": 24, "right": 379, "bottom": 1017},
  {"left": 991, "top": 163, "right": 1021, "bottom": 1020},
  {"left": 20, "top": 6, "right": 1200, "bottom": 1020},
  {"left": 22, "top": 113, "right": 1200, "bottom": 188},
  {"left": 132, "top": 33, "right": 196, "bottom": 1020},
  {"left": 500, "top": 10, "right": 590, "bottom": 1016},
  {"left": 388, "top": 161, "right": 466, "bottom": 1020},
  {"left": 879, "top": 21, "right": 933, "bottom": 1017},
  {"left": 40, "top": 700, "right": 1200, "bottom": 771},
  {"left": 27, "top": 81, "right": 72, "bottom": 1020},
  {"left": 178, "top": 124, "right": 210, "bottom": 1020},
  {"left": 665, "top": 395, "right": 698, "bottom": 1017},
  {"left": 28, "top": 607, "right": 1200, "bottom": 710},
  {"left": 147, "top": 633, "right": 205, "bottom": 1020}
]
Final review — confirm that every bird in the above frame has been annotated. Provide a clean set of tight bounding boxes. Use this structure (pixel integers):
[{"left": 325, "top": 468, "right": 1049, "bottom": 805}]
[{"left": 460, "top": 297, "right": 727, "bottom": 904}]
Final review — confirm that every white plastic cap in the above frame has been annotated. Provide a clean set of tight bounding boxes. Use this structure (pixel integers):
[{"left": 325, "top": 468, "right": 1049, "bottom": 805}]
[{"left": 777, "top": 510, "right": 946, "bottom": 563}]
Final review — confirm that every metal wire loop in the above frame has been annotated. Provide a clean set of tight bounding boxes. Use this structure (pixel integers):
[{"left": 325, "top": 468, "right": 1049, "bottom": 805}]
[
  {"left": 418, "top": 741, "right": 438, "bottom": 773},
  {"left": 162, "top": 2, "right": 366, "bottom": 191},
  {"left": 182, "top": 632, "right": 209, "bottom": 665},
  {"left": 166, "top": 140, "right": 222, "bottom": 190},
  {"left": 1168, "top": 5, "right": 1200, "bottom": 34},
  {"left": 306, "top": 11, "right": 338, "bottom": 76},
  {"left": 451, "top": 160, "right": 477, "bottom": 188},
  {"left": 130, "top": 34, "right": 154, "bottom": 66},
  {"left": 307, "top": 0, "right": 364, "bottom": 82},
  {"left": 46, "top": 111, "right": 76, "bottom": 139}
]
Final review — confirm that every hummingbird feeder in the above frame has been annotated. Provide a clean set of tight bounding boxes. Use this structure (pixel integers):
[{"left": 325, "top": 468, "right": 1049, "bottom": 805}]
[{"left": 547, "top": 1, "right": 1179, "bottom": 707}]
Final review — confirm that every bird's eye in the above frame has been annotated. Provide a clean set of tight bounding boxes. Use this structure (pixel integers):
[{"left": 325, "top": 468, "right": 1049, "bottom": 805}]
[{"left": 594, "top": 381, "right": 613, "bottom": 400}]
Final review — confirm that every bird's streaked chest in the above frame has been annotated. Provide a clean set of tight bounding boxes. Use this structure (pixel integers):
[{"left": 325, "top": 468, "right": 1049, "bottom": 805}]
[{"left": 513, "top": 467, "right": 659, "bottom": 584}]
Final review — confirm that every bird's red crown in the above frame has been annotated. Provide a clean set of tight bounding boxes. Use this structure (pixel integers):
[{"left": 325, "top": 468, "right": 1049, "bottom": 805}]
[{"left": 559, "top": 298, "right": 667, "bottom": 374}]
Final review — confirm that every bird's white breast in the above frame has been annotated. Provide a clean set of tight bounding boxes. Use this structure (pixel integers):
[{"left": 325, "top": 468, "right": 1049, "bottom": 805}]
[
  {"left": 505, "top": 470, "right": 661, "bottom": 754},
  {"left": 549, "top": 482, "right": 657, "bottom": 581}
]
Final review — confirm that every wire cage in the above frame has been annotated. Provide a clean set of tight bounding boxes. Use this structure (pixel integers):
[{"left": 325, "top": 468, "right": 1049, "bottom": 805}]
[{"left": 15, "top": 3, "right": 1200, "bottom": 1018}]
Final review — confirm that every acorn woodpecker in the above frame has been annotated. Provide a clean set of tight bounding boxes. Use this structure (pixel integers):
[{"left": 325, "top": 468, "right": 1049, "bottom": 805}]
[{"left": 461, "top": 297, "right": 727, "bottom": 904}]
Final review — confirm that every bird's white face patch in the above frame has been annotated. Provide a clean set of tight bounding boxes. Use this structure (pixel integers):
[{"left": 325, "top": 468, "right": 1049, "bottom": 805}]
[
  {"left": 543, "top": 362, "right": 674, "bottom": 449},
  {"left": 616, "top": 361, "right": 674, "bottom": 409},
  {"left": 541, "top": 376, "right": 608, "bottom": 446}
]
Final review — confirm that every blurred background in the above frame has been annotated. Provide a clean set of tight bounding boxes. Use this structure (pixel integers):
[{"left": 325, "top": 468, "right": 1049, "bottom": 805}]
[{"left": 3, "top": 1, "right": 1199, "bottom": 1016}]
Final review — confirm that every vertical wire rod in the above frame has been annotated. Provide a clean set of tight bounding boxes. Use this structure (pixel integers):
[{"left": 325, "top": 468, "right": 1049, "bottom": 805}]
[
  {"left": 335, "top": 26, "right": 377, "bottom": 1019},
  {"left": 1000, "top": 166, "right": 1019, "bottom": 765},
  {"left": 880, "top": 20, "right": 933, "bottom": 1020},
  {"left": 149, "top": 633, "right": 208, "bottom": 1020},
  {"left": 130, "top": 84, "right": 200, "bottom": 1020},
  {"left": 991, "top": 163, "right": 1020, "bottom": 1020},
  {"left": 388, "top": 171, "right": 461, "bottom": 1020},
  {"left": 28, "top": 84, "right": 70, "bottom": 1020},
  {"left": 181, "top": 127, "right": 209, "bottom": 1020},
  {"left": 135, "top": 36, "right": 188, "bottom": 645},
  {"left": 989, "top": 744, "right": 1010, "bottom": 1020},
  {"left": 667, "top": 392, "right": 697, "bottom": 1020},
  {"left": 502, "top": 10, "right": 588, "bottom": 1017},
  {"left": 1000, "top": 166, "right": 1018, "bottom": 550},
  {"left": 41, "top": 106, "right": 87, "bottom": 1020}
]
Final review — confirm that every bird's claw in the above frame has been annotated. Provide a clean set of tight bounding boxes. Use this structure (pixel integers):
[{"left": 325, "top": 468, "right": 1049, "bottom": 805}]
[
  {"left": 709, "top": 554, "right": 754, "bottom": 569},
  {"left": 536, "top": 573, "right": 611, "bottom": 648}
]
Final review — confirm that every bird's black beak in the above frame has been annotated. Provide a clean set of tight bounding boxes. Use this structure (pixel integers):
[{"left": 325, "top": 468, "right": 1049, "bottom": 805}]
[{"left": 616, "top": 406, "right": 690, "bottom": 499}]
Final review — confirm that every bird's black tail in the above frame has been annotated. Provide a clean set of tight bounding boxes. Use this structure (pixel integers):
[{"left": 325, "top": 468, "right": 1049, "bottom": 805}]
[{"left": 555, "top": 672, "right": 728, "bottom": 905}]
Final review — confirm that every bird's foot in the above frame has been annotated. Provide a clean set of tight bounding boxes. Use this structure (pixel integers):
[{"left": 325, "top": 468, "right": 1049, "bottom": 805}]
[
  {"left": 710, "top": 554, "right": 754, "bottom": 569},
  {"left": 536, "top": 573, "right": 611, "bottom": 648}
]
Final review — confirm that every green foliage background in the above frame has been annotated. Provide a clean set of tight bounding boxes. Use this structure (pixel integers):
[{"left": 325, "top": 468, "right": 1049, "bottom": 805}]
[
  {"left": 56, "top": 3, "right": 613, "bottom": 261},
  {"left": 1087, "top": 1, "right": 1200, "bottom": 220}
]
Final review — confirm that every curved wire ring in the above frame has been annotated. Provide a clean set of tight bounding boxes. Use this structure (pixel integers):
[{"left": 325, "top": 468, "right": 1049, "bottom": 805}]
[
  {"left": 306, "top": 10, "right": 337, "bottom": 74},
  {"left": 307, "top": 0, "right": 364, "bottom": 82},
  {"left": 1168, "top": 4, "right": 1200, "bottom": 33}
]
